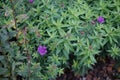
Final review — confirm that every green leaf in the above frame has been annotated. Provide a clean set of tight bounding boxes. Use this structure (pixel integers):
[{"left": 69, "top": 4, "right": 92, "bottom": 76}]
[
  {"left": 0, "top": 68, "right": 8, "bottom": 75},
  {"left": 16, "top": 14, "right": 29, "bottom": 23},
  {"left": 0, "top": 56, "right": 4, "bottom": 61},
  {"left": 63, "top": 50, "right": 69, "bottom": 59},
  {"left": 64, "top": 42, "right": 70, "bottom": 54},
  {"left": 58, "top": 29, "right": 66, "bottom": 37},
  {"left": 0, "top": 78, "right": 9, "bottom": 80}
]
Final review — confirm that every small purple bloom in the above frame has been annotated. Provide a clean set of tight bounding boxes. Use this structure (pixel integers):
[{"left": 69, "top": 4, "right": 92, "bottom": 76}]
[
  {"left": 37, "top": 45, "right": 47, "bottom": 56},
  {"left": 29, "top": 0, "right": 34, "bottom": 3},
  {"left": 97, "top": 16, "right": 105, "bottom": 23}
]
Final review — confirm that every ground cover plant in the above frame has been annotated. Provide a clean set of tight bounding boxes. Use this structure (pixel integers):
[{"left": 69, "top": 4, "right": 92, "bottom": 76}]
[{"left": 0, "top": 0, "right": 120, "bottom": 80}]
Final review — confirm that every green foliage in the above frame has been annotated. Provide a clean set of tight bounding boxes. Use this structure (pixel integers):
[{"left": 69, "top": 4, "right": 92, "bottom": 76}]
[{"left": 0, "top": 0, "right": 120, "bottom": 79}]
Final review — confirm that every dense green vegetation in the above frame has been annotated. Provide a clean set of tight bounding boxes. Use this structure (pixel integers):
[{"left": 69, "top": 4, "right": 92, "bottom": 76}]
[{"left": 0, "top": 0, "right": 120, "bottom": 80}]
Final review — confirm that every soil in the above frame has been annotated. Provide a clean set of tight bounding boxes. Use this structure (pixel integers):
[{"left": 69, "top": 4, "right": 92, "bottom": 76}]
[{"left": 56, "top": 56, "right": 120, "bottom": 80}]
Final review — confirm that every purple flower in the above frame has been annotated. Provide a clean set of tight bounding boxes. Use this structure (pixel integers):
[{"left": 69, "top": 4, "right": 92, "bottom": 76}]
[
  {"left": 37, "top": 45, "right": 47, "bottom": 56},
  {"left": 29, "top": 0, "right": 34, "bottom": 3},
  {"left": 97, "top": 16, "right": 105, "bottom": 23}
]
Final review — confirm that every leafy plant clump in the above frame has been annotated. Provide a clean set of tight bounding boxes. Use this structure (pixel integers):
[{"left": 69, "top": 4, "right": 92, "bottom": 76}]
[{"left": 0, "top": 0, "right": 120, "bottom": 80}]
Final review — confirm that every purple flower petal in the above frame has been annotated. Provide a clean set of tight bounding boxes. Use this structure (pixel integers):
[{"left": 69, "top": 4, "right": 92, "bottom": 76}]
[
  {"left": 29, "top": 0, "right": 34, "bottom": 3},
  {"left": 37, "top": 45, "right": 47, "bottom": 56},
  {"left": 97, "top": 16, "right": 105, "bottom": 23}
]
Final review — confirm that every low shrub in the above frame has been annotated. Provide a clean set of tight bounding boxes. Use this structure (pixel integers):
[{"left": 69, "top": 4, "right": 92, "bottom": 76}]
[{"left": 0, "top": 0, "right": 120, "bottom": 80}]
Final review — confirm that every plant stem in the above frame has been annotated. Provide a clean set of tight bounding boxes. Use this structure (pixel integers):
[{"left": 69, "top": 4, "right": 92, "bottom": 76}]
[
  {"left": 27, "top": 52, "right": 31, "bottom": 80},
  {"left": 10, "top": 0, "right": 17, "bottom": 29},
  {"left": 10, "top": 0, "right": 17, "bottom": 80},
  {"left": 24, "top": 27, "right": 31, "bottom": 80}
]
